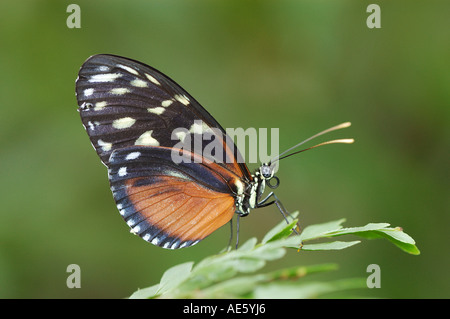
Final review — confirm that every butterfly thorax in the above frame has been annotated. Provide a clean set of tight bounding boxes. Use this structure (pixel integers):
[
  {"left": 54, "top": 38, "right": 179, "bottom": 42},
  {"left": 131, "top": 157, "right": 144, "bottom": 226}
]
[{"left": 235, "top": 163, "right": 276, "bottom": 216}]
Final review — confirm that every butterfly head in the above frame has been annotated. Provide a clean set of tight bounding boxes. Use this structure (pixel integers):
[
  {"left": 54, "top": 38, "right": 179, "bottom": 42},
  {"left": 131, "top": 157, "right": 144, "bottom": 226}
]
[
  {"left": 259, "top": 162, "right": 280, "bottom": 189},
  {"left": 260, "top": 163, "right": 274, "bottom": 179}
]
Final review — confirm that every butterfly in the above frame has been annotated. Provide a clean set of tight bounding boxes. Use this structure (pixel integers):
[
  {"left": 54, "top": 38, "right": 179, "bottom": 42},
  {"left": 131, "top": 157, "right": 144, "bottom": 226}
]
[{"left": 75, "top": 54, "right": 353, "bottom": 249}]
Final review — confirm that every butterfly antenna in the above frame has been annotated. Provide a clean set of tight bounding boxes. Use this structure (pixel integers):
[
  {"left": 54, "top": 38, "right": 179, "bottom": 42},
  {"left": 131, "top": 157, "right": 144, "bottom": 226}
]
[{"left": 270, "top": 122, "right": 354, "bottom": 165}]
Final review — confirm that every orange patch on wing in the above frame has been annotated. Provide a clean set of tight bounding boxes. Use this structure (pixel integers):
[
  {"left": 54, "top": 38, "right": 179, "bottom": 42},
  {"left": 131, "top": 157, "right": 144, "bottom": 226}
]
[{"left": 126, "top": 176, "right": 235, "bottom": 242}]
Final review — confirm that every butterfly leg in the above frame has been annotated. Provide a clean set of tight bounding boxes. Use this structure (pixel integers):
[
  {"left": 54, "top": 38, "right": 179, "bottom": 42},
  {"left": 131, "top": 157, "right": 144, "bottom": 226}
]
[
  {"left": 236, "top": 214, "right": 241, "bottom": 250},
  {"left": 257, "top": 192, "right": 300, "bottom": 235},
  {"left": 227, "top": 219, "right": 233, "bottom": 251},
  {"left": 226, "top": 214, "right": 245, "bottom": 250}
]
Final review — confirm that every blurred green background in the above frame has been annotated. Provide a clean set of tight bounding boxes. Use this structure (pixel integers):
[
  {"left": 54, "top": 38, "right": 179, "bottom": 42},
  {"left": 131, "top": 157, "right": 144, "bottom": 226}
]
[{"left": 0, "top": 0, "right": 448, "bottom": 298}]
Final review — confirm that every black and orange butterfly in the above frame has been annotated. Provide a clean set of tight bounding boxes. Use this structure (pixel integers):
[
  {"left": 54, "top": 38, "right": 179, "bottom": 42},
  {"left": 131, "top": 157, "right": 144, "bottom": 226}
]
[{"left": 75, "top": 54, "right": 353, "bottom": 249}]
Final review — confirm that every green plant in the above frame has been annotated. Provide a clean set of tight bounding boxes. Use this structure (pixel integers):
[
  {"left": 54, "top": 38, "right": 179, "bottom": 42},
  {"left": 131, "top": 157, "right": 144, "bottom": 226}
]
[{"left": 129, "top": 212, "right": 419, "bottom": 299}]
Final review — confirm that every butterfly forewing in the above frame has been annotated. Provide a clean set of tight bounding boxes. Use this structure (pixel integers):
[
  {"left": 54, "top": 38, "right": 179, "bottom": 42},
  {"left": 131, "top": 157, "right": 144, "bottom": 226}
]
[{"left": 75, "top": 54, "right": 248, "bottom": 179}]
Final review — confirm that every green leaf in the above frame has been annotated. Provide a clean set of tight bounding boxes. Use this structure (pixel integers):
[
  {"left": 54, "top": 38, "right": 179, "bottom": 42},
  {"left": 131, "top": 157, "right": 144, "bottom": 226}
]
[
  {"left": 237, "top": 237, "right": 258, "bottom": 251},
  {"left": 128, "top": 284, "right": 160, "bottom": 299},
  {"left": 262, "top": 211, "right": 299, "bottom": 243},
  {"left": 299, "top": 218, "right": 346, "bottom": 241},
  {"left": 325, "top": 223, "right": 392, "bottom": 236},
  {"left": 363, "top": 228, "right": 420, "bottom": 255},
  {"left": 313, "top": 222, "right": 420, "bottom": 255},
  {"left": 301, "top": 240, "right": 361, "bottom": 251},
  {"left": 378, "top": 227, "right": 416, "bottom": 244},
  {"left": 155, "top": 261, "right": 193, "bottom": 296},
  {"left": 199, "top": 274, "right": 268, "bottom": 298},
  {"left": 253, "top": 278, "right": 367, "bottom": 299},
  {"left": 266, "top": 263, "right": 339, "bottom": 280},
  {"left": 128, "top": 216, "right": 420, "bottom": 298},
  {"left": 194, "top": 263, "right": 339, "bottom": 299}
]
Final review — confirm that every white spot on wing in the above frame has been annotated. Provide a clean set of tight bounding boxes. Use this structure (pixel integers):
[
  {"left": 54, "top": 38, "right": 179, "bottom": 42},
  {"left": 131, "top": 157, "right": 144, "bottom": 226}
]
[
  {"left": 89, "top": 73, "right": 122, "bottom": 83},
  {"left": 189, "top": 121, "right": 211, "bottom": 134},
  {"left": 161, "top": 99, "right": 173, "bottom": 107},
  {"left": 174, "top": 94, "right": 190, "bottom": 106},
  {"left": 191, "top": 240, "right": 200, "bottom": 247},
  {"left": 110, "top": 87, "right": 130, "bottom": 95},
  {"left": 132, "top": 225, "right": 141, "bottom": 234},
  {"left": 117, "top": 64, "right": 139, "bottom": 75},
  {"left": 112, "top": 117, "right": 136, "bottom": 129},
  {"left": 179, "top": 242, "right": 189, "bottom": 249},
  {"left": 97, "top": 139, "right": 112, "bottom": 152},
  {"left": 118, "top": 167, "right": 127, "bottom": 177},
  {"left": 130, "top": 78, "right": 148, "bottom": 88},
  {"left": 84, "top": 88, "right": 94, "bottom": 96},
  {"left": 145, "top": 73, "right": 161, "bottom": 86},
  {"left": 94, "top": 101, "right": 107, "bottom": 110},
  {"left": 147, "top": 107, "right": 165, "bottom": 115},
  {"left": 125, "top": 152, "right": 141, "bottom": 160},
  {"left": 135, "top": 130, "right": 159, "bottom": 146},
  {"left": 97, "top": 66, "right": 109, "bottom": 72}
]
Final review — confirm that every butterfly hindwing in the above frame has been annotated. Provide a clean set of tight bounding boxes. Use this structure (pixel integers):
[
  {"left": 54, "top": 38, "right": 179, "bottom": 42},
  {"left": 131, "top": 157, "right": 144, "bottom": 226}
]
[{"left": 108, "top": 146, "right": 239, "bottom": 249}]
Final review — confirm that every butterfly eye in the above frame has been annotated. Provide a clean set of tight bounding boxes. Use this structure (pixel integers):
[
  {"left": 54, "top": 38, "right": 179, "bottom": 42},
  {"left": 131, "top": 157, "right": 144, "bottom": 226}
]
[{"left": 260, "top": 163, "right": 273, "bottom": 179}]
